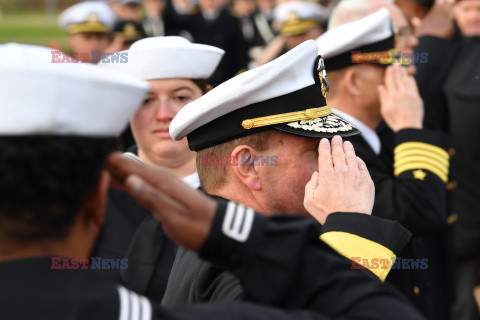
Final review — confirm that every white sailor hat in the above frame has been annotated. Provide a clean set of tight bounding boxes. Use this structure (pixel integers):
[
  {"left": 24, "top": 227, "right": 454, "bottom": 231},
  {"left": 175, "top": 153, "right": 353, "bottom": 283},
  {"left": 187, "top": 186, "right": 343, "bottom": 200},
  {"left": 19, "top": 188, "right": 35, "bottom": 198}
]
[
  {"left": 316, "top": 8, "right": 398, "bottom": 71},
  {"left": 273, "top": 1, "right": 328, "bottom": 36},
  {"left": 100, "top": 36, "right": 225, "bottom": 80},
  {"left": 0, "top": 43, "right": 150, "bottom": 137},
  {"left": 59, "top": 1, "right": 116, "bottom": 35},
  {"left": 170, "top": 40, "right": 360, "bottom": 151}
]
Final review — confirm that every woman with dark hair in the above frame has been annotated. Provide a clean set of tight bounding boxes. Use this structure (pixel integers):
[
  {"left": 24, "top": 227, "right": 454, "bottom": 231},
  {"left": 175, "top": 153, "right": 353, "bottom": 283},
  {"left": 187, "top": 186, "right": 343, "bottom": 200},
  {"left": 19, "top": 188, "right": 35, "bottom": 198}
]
[{"left": 93, "top": 36, "right": 224, "bottom": 301}]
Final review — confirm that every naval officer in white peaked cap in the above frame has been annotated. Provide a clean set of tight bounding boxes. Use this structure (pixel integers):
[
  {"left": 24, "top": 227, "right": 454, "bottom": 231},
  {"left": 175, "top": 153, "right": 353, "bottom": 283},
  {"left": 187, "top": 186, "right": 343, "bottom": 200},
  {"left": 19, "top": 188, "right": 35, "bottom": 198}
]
[
  {"left": 59, "top": 1, "right": 116, "bottom": 62},
  {"left": 162, "top": 39, "right": 414, "bottom": 307}
]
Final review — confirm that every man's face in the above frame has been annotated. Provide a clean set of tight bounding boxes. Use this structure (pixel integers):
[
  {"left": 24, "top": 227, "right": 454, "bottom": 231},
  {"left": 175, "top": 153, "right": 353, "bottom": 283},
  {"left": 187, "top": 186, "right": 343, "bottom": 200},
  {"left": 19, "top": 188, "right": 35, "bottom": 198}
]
[
  {"left": 257, "top": 0, "right": 276, "bottom": 13},
  {"left": 255, "top": 131, "right": 320, "bottom": 215},
  {"left": 199, "top": 0, "right": 222, "bottom": 13},
  {"left": 455, "top": 0, "right": 480, "bottom": 36},
  {"left": 68, "top": 32, "right": 110, "bottom": 62},
  {"left": 388, "top": 4, "right": 418, "bottom": 75},
  {"left": 352, "top": 64, "right": 387, "bottom": 120},
  {"left": 234, "top": 0, "right": 257, "bottom": 17},
  {"left": 285, "top": 26, "right": 324, "bottom": 50}
]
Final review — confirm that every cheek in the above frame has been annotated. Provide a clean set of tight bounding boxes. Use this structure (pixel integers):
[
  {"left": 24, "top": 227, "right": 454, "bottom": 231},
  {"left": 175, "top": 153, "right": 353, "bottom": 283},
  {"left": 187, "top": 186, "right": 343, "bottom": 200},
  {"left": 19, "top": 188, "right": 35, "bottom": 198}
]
[{"left": 131, "top": 110, "right": 153, "bottom": 136}]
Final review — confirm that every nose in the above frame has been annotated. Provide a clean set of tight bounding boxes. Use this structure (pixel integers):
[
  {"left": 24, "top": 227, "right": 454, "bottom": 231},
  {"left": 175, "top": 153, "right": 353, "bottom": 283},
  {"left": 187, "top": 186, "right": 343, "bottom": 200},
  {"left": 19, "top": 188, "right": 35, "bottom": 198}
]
[{"left": 155, "top": 99, "right": 175, "bottom": 121}]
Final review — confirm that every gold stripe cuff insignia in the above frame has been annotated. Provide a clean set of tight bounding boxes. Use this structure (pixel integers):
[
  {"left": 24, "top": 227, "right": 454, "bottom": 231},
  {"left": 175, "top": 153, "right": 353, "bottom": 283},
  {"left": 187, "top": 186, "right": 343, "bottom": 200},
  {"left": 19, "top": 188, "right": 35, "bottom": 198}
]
[
  {"left": 319, "top": 231, "right": 395, "bottom": 282},
  {"left": 242, "top": 106, "right": 331, "bottom": 130},
  {"left": 395, "top": 149, "right": 449, "bottom": 168},
  {"left": 395, "top": 156, "right": 449, "bottom": 176},
  {"left": 394, "top": 142, "right": 449, "bottom": 160},
  {"left": 394, "top": 142, "right": 450, "bottom": 183},
  {"left": 394, "top": 162, "right": 448, "bottom": 183}
]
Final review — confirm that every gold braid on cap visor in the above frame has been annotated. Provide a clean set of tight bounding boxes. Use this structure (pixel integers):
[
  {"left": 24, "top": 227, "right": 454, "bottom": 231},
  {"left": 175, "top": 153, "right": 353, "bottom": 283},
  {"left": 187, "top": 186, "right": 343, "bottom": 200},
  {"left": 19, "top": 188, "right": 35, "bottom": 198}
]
[
  {"left": 351, "top": 49, "right": 413, "bottom": 66},
  {"left": 242, "top": 106, "right": 331, "bottom": 129},
  {"left": 68, "top": 22, "right": 109, "bottom": 35}
]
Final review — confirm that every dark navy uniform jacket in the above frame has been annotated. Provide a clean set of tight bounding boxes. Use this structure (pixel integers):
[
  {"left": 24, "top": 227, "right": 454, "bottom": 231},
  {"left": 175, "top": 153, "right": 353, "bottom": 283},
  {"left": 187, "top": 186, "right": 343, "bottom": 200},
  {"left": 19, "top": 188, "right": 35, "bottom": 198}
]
[
  {"left": 162, "top": 196, "right": 412, "bottom": 307},
  {"left": 354, "top": 127, "right": 452, "bottom": 320},
  {"left": 1, "top": 199, "right": 424, "bottom": 320}
]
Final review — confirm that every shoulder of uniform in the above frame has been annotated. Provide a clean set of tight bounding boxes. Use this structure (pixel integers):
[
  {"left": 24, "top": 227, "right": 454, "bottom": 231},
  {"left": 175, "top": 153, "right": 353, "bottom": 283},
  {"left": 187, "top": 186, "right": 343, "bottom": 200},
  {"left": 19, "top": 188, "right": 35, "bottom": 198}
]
[{"left": 116, "top": 285, "right": 152, "bottom": 320}]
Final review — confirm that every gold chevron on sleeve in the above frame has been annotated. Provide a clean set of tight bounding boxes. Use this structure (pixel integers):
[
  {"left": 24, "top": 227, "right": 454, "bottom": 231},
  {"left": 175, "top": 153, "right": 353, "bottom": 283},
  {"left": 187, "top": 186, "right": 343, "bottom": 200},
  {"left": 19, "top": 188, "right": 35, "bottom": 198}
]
[
  {"left": 394, "top": 142, "right": 449, "bottom": 160},
  {"left": 394, "top": 142, "right": 450, "bottom": 183},
  {"left": 319, "top": 231, "right": 395, "bottom": 282}
]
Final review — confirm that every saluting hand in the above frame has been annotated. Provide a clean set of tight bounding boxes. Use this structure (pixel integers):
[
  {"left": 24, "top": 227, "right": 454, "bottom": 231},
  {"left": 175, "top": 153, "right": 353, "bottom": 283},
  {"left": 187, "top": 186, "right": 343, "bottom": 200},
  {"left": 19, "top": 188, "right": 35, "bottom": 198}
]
[
  {"left": 378, "top": 64, "right": 424, "bottom": 132},
  {"left": 304, "top": 136, "right": 375, "bottom": 224},
  {"left": 106, "top": 153, "right": 217, "bottom": 251}
]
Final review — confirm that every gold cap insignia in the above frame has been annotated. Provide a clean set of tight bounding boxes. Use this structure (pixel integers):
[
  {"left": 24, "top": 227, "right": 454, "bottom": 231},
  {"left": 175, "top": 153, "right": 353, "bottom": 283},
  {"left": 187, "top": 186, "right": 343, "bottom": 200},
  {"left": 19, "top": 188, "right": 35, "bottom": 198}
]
[
  {"left": 317, "top": 57, "right": 329, "bottom": 99},
  {"left": 124, "top": 23, "right": 140, "bottom": 39},
  {"left": 86, "top": 13, "right": 101, "bottom": 24},
  {"left": 287, "top": 11, "right": 300, "bottom": 23}
]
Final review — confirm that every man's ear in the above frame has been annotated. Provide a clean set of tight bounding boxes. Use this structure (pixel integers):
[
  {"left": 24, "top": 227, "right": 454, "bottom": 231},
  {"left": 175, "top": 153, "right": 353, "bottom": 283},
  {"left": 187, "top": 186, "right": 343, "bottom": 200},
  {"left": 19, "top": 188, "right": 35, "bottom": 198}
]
[
  {"left": 344, "top": 68, "right": 362, "bottom": 97},
  {"left": 82, "top": 170, "right": 110, "bottom": 227},
  {"left": 230, "top": 145, "right": 262, "bottom": 191},
  {"left": 205, "top": 84, "right": 213, "bottom": 93}
]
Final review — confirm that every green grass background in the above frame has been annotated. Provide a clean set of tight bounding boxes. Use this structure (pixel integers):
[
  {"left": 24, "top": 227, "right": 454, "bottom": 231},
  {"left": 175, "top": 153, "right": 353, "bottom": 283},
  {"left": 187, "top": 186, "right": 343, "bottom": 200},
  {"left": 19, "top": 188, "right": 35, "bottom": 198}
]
[{"left": 0, "top": 11, "right": 68, "bottom": 49}]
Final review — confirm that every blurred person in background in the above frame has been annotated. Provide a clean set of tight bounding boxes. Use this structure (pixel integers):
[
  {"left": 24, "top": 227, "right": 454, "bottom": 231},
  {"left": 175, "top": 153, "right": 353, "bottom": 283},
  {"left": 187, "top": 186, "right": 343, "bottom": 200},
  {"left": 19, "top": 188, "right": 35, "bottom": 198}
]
[
  {"left": 328, "top": 0, "right": 419, "bottom": 75},
  {"left": 168, "top": 0, "right": 249, "bottom": 85},
  {"left": 142, "top": 0, "right": 192, "bottom": 37},
  {"left": 59, "top": 1, "right": 116, "bottom": 63},
  {"left": 394, "top": 0, "right": 433, "bottom": 26},
  {"left": 107, "top": 20, "right": 147, "bottom": 53},
  {"left": 92, "top": 36, "right": 224, "bottom": 301},
  {"left": 110, "top": 0, "right": 143, "bottom": 21},
  {"left": 231, "top": 0, "right": 276, "bottom": 66},
  {"left": 255, "top": 1, "right": 327, "bottom": 65},
  {"left": 454, "top": 0, "right": 480, "bottom": 36},
  {"left": 143, "top": 0, "right": 168, "bottom": 36}
]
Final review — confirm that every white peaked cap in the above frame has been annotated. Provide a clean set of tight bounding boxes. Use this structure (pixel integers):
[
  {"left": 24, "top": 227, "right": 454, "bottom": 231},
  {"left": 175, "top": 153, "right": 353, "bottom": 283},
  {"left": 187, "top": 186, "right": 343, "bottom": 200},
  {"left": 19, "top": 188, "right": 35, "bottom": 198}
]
[
  {"left": 316, "top": 8, "right": 392, "bottom": 59},
  {"left": 99, "top": 36, "right": 225, "bottom": 80},
  {"left": 273, "top": 1, "right": 328, "bottom": 36},
  {"left": 274, "top": 1, "right": 328, "bottom": 24},
  {"left": 59, "top": 1, "right": 116, "bottom": 32},
  {"left": 0, "top": 43, "right": 150, "bottom": 137},
  {"left": 170, "top": 40, "right": 359, "bottom": 151}
]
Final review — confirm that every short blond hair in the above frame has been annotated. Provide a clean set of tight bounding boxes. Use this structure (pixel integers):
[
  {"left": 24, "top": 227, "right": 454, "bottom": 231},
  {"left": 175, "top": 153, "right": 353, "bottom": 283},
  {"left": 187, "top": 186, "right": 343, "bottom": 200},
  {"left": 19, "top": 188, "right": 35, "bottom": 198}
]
[{"left": 196, "top": 130, "right": 277, "bottom": 192}]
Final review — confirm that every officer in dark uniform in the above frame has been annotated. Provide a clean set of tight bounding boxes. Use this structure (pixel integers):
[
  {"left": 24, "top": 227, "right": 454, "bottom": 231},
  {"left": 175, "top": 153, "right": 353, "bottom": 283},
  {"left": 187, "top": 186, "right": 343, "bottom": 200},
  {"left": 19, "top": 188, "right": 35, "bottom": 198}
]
[
  {"left": 0, "top": 43, "right": 425, "bottom": 320},
  {"left": 163, "top": 0, "right": 250, "bottom": 85},
  {"left": 317, "top": 9, "right": 451, "bottom": 320},
  {"left": 161, "top": 39, "right": 416, "bottom": 307}
]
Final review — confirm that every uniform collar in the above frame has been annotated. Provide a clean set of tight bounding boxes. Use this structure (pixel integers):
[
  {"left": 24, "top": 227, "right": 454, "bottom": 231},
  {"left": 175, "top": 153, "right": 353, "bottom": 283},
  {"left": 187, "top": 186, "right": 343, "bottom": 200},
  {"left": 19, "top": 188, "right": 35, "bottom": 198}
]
[{"left": 332, "top": 108, "right": 381, "bottom": 155}]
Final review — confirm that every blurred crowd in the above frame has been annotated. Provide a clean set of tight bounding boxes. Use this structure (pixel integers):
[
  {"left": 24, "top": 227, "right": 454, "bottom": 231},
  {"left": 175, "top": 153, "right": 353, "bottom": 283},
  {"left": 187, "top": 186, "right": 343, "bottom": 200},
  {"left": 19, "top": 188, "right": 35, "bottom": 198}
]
[
  {"left": 55, "top": 0, "right": 480, "bottom": 319},
  {"left": 1, "top": 0, "right": 480, "bottom": 319}
]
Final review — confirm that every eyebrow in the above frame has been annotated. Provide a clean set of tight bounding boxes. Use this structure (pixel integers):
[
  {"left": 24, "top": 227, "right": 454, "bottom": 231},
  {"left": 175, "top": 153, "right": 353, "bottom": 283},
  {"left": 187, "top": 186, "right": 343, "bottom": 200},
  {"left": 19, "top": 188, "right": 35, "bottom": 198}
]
[{"left": 172, "top": 87, "right": 195, "bottom": 93}]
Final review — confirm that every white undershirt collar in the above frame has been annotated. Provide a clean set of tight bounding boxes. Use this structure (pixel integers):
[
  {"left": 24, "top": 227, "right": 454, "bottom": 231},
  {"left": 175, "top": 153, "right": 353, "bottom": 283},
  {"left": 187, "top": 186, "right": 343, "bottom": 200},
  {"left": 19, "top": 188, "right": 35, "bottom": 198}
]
[{"left": 332, "top": 108, "right": 381, "bottom": 155}]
